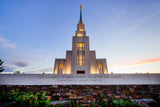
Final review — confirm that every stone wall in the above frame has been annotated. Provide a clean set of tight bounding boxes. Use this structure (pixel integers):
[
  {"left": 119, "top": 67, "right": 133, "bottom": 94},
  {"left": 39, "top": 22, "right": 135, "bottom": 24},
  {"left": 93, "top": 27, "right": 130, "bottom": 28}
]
[
  {"left": 0, "top": 74, "right": 160, "bottom": 85},
  {"left": 0, "top": 74, "right": 160, "bottom": 102},
  {"left": 0, "top": 85, "right": 159, "bottom": 101}
]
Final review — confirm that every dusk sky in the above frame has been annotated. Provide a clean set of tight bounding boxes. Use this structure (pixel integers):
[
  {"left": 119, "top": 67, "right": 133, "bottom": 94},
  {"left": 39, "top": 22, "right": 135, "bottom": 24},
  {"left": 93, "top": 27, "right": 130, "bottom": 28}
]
[{"left": 0, "top": 0, "right": 160, "bottom": 74}]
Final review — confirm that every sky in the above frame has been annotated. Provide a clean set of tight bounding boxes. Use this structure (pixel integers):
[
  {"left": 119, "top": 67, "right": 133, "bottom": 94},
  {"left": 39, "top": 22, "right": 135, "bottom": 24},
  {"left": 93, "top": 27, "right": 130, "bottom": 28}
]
[{"left": 0, "top": 0, "right": 160, "bottom": 74}]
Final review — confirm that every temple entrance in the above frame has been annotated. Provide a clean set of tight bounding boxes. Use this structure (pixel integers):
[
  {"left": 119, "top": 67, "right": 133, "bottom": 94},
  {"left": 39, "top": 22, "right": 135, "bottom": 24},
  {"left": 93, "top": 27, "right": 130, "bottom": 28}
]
[{"left": 77, "top": 71, "right": 85, "bottom": 74}]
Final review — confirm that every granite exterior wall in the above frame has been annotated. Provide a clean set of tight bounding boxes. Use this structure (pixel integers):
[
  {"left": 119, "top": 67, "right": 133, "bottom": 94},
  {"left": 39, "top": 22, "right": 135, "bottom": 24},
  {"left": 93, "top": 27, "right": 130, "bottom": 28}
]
[
  {"left": 90, "top": 51, "right": 97, "bottom": 74},
  {"left": 65, "top": 51, "right": 72, "bottom": 74},
  {"left": 96, "top": 59, "right": 108, "bottom": 74},
  {"left": 53, "top": 59, "right": 66, "bottom": 74},
  {"left": 71, "top": 36, "right": 90, "bottom": 74}
]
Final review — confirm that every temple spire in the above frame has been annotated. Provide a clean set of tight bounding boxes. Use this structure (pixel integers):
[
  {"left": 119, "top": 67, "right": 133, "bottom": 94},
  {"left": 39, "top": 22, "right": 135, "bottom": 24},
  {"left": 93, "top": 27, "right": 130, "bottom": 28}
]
[
  {"left": 76, "top": 4, "right": 86, "bottom": 36},
  {"left": 80, "top": 4, "right": 82, "bottom": 21}
]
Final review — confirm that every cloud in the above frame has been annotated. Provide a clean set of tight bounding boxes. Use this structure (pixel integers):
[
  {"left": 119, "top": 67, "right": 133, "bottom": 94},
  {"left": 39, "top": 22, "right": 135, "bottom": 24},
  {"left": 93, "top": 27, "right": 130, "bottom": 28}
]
[
  {"left": 153, "top": 1, "right": 160, "bottom": 9},
  {"left": 122, "top": 8, "right": 160, "bottom": 34},
  {"left": 13, "top": 61, "right": 28, "bottom": 67},
  {"left": 122, "top": 23, "right": 138, "bottom": 34},
  {"left": 109, "top": 9, "right": 126, "bottom": 24},
  {"left": 22, "top": 66, "right": 53, "bottom": 74},
  {"left": 3, "top": 66, "right": 15, "bottom": 72},
  {"left": 40, "top": 67, "right": 53, "bottom": 72},
  {"left": 143, "top": 10, "right": 160, "bottom": 22},
  {"left": 0, "top": 36, "right": 16, "bottom": 48},
  {"left": 117, "top": 57, "right": 160, "bottom": 68},
  {"left": 115, "top": 10, "right": 126, "bottom": 19}
]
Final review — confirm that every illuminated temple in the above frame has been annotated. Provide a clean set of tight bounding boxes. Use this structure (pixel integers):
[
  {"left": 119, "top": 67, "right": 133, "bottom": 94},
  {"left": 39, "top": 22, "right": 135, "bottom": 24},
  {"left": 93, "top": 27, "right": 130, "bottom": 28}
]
[{"left": 53, "top": 5, "right": 108, "bottom": 74}]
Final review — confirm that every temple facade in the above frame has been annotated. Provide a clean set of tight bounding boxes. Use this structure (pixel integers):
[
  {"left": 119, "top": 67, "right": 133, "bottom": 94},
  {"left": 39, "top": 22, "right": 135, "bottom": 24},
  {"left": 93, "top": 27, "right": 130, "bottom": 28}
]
[{"left": 53, "top": 5, "right": 108, "bottom": 74}]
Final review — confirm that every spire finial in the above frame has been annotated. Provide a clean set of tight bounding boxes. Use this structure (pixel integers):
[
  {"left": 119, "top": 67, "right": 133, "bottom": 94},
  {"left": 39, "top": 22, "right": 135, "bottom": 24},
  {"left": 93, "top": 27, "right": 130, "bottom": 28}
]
[
  {"left": 80, "top": 4, "right": 82, "bottom": 10},
  {"left": 80, "top": 4, "right": 82, "bottom": 21}
]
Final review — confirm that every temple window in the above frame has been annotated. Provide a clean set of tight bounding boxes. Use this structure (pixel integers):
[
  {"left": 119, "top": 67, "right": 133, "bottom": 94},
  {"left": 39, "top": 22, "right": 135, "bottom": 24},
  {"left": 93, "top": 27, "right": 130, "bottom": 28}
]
[
  {"left": 77, "top": 43, "right": 85, "bottom": 51},
  {"left": 77, "top": 42, "right": 85, "bottom": 66},
  {"left": 58, "top": 63, "right": 63, "bottom": 70},
  {"left": 77, "top": 54, "right": 85, "bottom": 66},
  {"left": 77, "top": 33, "right": 83, "bottom": 36},
  {"left": 98, "top": 63, "right": 103, "bottom": 70},
  {"left": 79, "top": 28, "right": 84, "bottom": 31}
]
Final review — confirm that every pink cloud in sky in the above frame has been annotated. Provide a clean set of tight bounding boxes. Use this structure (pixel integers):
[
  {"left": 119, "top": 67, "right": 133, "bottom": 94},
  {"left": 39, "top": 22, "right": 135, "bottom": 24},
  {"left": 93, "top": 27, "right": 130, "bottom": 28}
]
[
  {"left": 0, "top": 36, "right": 15, "bottom": 48},
  {"left": 116, "top": 57, "right": 160, "bottom": 68}
]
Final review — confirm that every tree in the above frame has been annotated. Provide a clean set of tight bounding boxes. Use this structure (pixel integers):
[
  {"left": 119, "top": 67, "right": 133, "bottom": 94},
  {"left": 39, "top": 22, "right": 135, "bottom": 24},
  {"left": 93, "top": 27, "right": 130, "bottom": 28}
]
[
  {"left": 14, "top": 71, "right": 21, "bottom": 74},
  {"left": 0, "top": 59, "right": 4, "bottom": 73}
]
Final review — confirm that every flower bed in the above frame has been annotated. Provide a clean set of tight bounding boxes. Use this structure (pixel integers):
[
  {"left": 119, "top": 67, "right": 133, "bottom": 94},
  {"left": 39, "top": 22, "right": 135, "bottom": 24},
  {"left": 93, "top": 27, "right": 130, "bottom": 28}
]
[
  {"left": 0, "top": 90, "right": 51, "bottom": 107},
  {"left": 0, "top": 90, "right": 159, "bottom": 107},
  {"left": 0, "top": 91, "right": 139, "bottom": 107}
]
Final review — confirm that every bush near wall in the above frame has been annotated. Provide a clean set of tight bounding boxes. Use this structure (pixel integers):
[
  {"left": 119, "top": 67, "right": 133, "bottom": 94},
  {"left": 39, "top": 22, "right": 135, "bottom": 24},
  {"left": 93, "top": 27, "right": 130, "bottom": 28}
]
[
  {"left": 0, "top": 91, "right": 140, "bottom": 107},
  {"left": 0, "top": 91, "right": 51, "bottom": 107}
]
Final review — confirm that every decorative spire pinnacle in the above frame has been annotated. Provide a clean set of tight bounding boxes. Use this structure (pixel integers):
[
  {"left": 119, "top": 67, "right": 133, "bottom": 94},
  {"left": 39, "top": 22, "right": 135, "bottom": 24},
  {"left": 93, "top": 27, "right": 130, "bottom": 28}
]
[
  {"left": 80, "top": 4, "right": 82, "bottom": 10},
  {"left": 76, "top": 4, "right": 86, "bottom": 36},
  {"left": 80, "top": 4, "right": 82, "bottom": 21}
]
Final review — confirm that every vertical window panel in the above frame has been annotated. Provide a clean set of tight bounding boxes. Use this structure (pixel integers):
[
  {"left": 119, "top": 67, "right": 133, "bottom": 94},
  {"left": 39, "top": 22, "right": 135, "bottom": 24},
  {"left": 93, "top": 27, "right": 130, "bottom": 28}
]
[
  {"left": 77, "top": 54, "right": 85, "bottom": 66},
  {"left": 79, "top": 54, "right": 82, "bottom": 65},
  {"left": 83, "top": 55, "right": 85, "bottom": 65},
  {"left": 77, "top": 43, "right": 85, "bottom": 51},
  {"left": 59, "top": 63, "right": 63, "bottom": 70},
  {"left": 98, "top": 63, "right": 103, "bottom": 70},
  {"left": 77, "top": 42, "right": 85, "bottom": 66},
  {"left": 77, "top": 55, "right": 78, "bottom": 65}
]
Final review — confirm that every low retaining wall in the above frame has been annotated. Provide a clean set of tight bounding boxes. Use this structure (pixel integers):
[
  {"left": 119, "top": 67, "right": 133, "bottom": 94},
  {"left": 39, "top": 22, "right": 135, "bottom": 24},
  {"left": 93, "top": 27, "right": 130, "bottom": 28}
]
[
  {"left": 0, "top": 85, "right": 160, "bottom": 101},
  {"left": 0, "top": 74, "right": 160, "bottom": 85}
]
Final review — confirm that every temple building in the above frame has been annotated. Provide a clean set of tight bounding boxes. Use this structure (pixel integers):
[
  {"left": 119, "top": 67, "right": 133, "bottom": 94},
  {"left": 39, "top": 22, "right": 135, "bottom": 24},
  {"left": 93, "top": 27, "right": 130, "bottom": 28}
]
[{"left": 53, "top": 5, "right": 108, "bottom": 74}]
